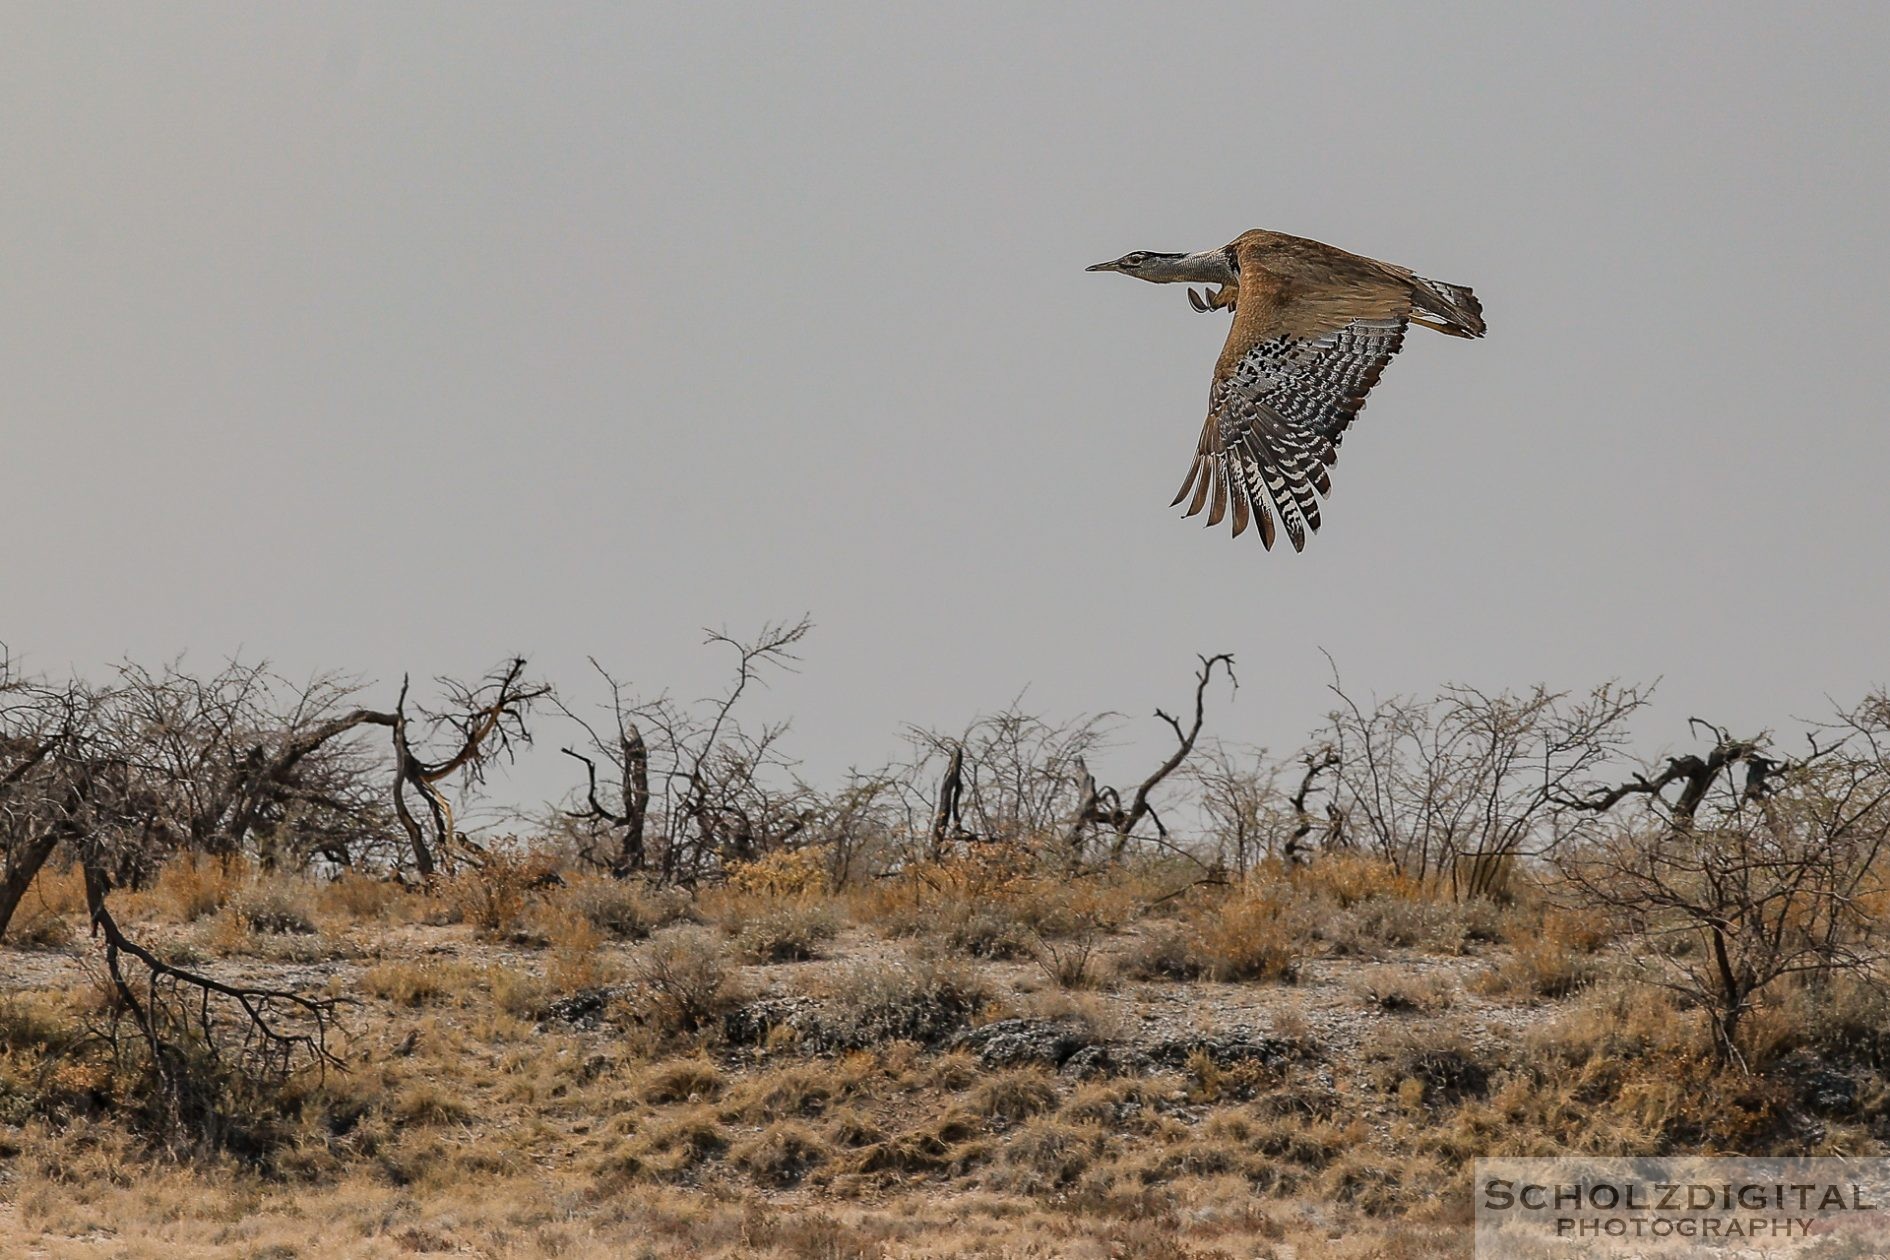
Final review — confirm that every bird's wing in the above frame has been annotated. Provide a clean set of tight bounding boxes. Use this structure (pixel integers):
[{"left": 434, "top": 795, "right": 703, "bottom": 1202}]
[{"left": 1171, "top": 241, "right": 1412, "bottom": 551}]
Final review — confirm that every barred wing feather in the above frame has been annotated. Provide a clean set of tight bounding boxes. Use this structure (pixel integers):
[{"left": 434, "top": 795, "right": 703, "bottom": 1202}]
[{"left": 1173, "top": 316, "right": 1408, "bottom": 551}]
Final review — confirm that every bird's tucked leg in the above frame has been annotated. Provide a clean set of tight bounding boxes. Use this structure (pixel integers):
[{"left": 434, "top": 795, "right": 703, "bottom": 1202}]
[{"left": 1187, "top": 284, "right": 1238, "bottom": 314}]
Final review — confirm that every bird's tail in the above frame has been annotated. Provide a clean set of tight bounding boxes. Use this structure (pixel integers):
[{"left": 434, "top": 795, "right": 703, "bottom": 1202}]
[{"left": 1408, "top": 276, "right": 1486, "bottom": 338}]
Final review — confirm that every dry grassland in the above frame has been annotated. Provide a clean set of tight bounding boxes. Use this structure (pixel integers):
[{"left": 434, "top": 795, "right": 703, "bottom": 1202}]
[{"left": 2, "top": 852, "right": 1885, "bottom": 1258}]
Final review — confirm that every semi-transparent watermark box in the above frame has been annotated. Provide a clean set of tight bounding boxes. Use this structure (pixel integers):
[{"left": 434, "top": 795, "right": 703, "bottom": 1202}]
[{"left": 1475, "top": 1158, "right": 1890, "bottom": 1258}]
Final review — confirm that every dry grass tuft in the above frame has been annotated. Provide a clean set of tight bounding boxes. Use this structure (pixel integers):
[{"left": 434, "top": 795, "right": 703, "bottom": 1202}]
[
  {"left": 1354, "top": 967, "right": 1455, "bottom": 1014},
  {"left": 639, "top": 1057, "right": 725, "bottom": 1105},
  {"left": 392, "top": 1080, "right": 473, "bottom": 1127},
  {"left": 1120, "top": 882, "right": 1303, "bottom": 983},
  {"left": 538, "top": 906, "right": 615, "bottom": 991},
  {"left": 360, "top": 959, "right": 480, "bottom": 1008},
  {"left": 724, "top": 848, "right": 830, "bottom": 898},
  {"left": 851, "top": 1108, "right": 987, "bottom": 1178},
  {"left": 315, "top": 870, "right": 410, "bottom": 922},
  {"left": 439, "top": 851, "right": 558, "bottom": 939},
  {"left": 139, "top": 855, "right": 249, "bottom": 923},
  {"left": 967, "top": 1068, "right": 1060, "bottom": 1123},
  {"left": 851, "top": 846, "right": 1071, "bottom": 961},
  {"left": 9, "top": 864, "right": 85, "bottom": 949},
  {"left": 1474, "top": 935, "right": 1597, "bottom": 1000},
  {"left": 1292, "top": 853, "right": 1422, "bottom": 908},
  {"left": 729, "top": 1119, "right": 831, "bottom": 1187},
  {"left": 561, "top": 876, "right": 693, "bottom": 940},
  {"left": 8, "top": 902, "right": 75, "bottom": 950},
  {"left": 731, "top": 899, "right": 842, "bottom": 963},
  {"left": 988, "top": 1117, "right": 1106, "bottom": 1190},
  {"left": 1364, "top": 1023, "right": 1498, "bottom": 1108},
  {"left": 811, "top": 954, "right": 989, "bottom": 1049},
  {"left": 723, "top": 1059, "right": 868, "bottom": 1122},
  {"left": 599, "top": 1105, "right": 728, "bottom": 1183}
]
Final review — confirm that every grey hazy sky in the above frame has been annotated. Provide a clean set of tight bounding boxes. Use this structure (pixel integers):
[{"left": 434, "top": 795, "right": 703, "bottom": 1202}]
[{"left": 4, "top": 3, "right": 1888, "bottom": 808}]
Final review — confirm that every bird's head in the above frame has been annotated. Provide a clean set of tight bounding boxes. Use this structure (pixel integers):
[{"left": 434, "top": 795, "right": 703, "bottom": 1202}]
[
  {"left": 1085, "top": 250, "right": 1190, "bottom": 282},
  {"left": 1086, "top": 247, "right": 1236, "bottom": 289}
]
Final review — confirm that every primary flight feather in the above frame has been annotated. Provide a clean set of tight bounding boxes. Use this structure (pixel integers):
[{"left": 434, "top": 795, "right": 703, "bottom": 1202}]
[{"left": 1088, "top": 229, "right": 1485, "bottom": 552}]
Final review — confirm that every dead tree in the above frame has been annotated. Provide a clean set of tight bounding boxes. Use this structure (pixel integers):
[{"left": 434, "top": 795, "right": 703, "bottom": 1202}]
[
  {"left": 562, "top": 619, "right": 815, "bottom": 885},
  {"left": 1064, "top": 653, "right": 1236, "bottom": 863},
  {"left": 1555, "top": 705, "right": 1889, "bottom": 1061},
  {"left": 387, "top": 658, "right": 549, "bottom": 880},
  {"left": 903, "top": 707, "right": 1109, "bottom": 854},
  {"left": 0, "top": 658, "right": 89, "bottom": 938},
  {"left": 2, "top": 659, "right": 397, "bottom": 935},
  {"left": 0, "top": 654, "right": 347, "bottom": 1149},
  {"left": 1556, "top": 718, "right": 1772, "bottom": 831},
  {"left": 82, "top": 860, "right": 343, "bottom": 1152},
  {"left": 98, "top": 660, "right": 398, "bottom": 878},
  {"left": 560, "top": 659, "right": 654, "bottom": 877},
  {"left": 927, "top": 743, "right": 967, "bottom": 860},
  {"left": 1284, "top": 746, "right": 1341, "bottom": 867}
]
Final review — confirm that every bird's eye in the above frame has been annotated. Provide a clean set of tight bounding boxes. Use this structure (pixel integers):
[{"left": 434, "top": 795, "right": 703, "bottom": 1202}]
[{"left": 1124, "top": 252, "right": 1148, "bottom": 266}]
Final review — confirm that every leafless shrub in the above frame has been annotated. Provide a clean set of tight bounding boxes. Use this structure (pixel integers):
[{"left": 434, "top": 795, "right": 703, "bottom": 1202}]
[
  {"left": 1028, "top": 932, "right": 1103, "bottom": 989},
  {"left": 1322, "top": 674, "right": 1648, "bottom": 897},
  {"left": 902, "top": 710, "right": 1111, "bottom": 856},
  {"left": 2, "top": 658, "right": 389, "bottom": 936},
  {"left": 1188, "top": 741, "right": 1342, "bottom": 874},
  {"left": 899, "top": 654, "right": 1233, "bottom": 874},
  {"left": 1023, "top": 883, "right": 1129, "bottom": 989}
]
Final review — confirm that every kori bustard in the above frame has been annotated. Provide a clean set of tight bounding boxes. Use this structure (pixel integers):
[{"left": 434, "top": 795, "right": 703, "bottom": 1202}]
[{"left": 1088, "top": 229, "right": 1485, "bottom": 552}]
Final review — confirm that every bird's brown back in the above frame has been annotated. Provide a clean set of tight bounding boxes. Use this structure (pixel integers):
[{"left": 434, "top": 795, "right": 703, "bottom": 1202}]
[{"left": 1214, "top": 230, "right": 1422, "bottom": 379}]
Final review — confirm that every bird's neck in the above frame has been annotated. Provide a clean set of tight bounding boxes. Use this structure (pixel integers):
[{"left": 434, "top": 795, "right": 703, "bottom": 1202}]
[{"left": 1142, "top": 249, "right": 1236, "bottom": 285}]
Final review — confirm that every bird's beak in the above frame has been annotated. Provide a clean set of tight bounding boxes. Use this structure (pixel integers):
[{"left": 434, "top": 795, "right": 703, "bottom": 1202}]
[{"left": 1086, "top": 259, "right": 1122, "bottom": 273}]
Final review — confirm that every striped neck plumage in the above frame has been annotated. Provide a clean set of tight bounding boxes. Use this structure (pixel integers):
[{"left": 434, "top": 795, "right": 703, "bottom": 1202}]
[{"left": 1141, "top": 250, "right": 1236, "bottom": 284}]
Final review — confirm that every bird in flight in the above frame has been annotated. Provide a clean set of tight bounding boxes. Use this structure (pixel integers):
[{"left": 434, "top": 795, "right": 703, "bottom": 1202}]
[{"left": 1088, "top": 229, "right": 1484, "bottom": 551}]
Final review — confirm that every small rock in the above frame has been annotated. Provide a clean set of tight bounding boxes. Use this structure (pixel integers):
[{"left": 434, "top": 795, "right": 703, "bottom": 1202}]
[
  {"left": 539, "top": 988, "right": 612, "bottom": 1030},
  {"left": 950, "top": 1017, "right": 1096, "bottom": 1068},
  {"left": 1059, "top": 1043, "right": 1156, "bottom": 1079}
]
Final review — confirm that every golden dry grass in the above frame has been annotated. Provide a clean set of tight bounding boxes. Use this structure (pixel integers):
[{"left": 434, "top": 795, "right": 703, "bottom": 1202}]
[{"left": 2, "top": 853, "right": 1886, "bottom": 1258}]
